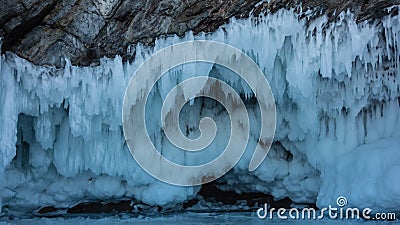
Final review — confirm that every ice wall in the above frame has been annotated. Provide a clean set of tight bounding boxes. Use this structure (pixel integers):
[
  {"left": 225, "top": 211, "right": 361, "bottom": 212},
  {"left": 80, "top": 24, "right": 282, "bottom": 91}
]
[{"left": 0, "top": 7, "right": 400, "bottom": 212}]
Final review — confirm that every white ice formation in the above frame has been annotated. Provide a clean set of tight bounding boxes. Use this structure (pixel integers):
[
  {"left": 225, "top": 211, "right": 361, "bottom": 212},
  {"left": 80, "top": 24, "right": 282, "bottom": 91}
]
[{"left": 0, "top": 7, "right": 399, "bottom": 213}]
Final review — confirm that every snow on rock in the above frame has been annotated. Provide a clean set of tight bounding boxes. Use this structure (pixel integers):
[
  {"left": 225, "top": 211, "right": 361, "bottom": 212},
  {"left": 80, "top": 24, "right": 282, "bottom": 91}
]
[{"left": 0, "top": 7, "right": 400, "bottom": 212}]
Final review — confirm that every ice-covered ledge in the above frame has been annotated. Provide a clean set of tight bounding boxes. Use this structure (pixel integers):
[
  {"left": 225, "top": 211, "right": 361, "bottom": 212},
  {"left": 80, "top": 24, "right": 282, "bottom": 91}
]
[{"left": 0, "top": 8, "right": 400, "bottom": 214}]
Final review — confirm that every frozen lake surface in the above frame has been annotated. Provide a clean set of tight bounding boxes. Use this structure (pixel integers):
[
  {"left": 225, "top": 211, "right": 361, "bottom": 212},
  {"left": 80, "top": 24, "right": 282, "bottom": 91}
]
[{"left": 1, "top": 213, "right": 398, "bottom": 225}]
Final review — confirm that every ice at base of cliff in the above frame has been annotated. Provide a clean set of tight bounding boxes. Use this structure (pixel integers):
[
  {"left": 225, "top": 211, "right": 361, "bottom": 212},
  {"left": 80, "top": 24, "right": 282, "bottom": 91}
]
[
  {"left": 1, "top": 213, "right": 398, "bottom": 225},
  {"left": 0, "top": 7, "right": 400, "bottom": 213}
]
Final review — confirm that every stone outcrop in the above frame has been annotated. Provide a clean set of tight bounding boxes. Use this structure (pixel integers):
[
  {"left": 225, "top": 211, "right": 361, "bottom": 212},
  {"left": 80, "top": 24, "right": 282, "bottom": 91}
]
[{"left": 0, "top": 0, "right": 399, "bottom": 67}]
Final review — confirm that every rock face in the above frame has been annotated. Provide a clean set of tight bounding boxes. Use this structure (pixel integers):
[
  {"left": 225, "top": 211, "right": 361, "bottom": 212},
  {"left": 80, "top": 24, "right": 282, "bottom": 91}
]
[{"left": 0, "top": 0, "right": 399, "bottom": 67}]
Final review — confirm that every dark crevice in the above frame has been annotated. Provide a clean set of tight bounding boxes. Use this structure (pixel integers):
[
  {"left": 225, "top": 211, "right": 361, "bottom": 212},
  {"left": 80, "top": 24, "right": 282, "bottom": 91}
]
[
  {"left": 14, "top": 113, "right": 35, "bottom": 174},
  {"left": 37, "top": 206, "right": 58, "bottom": 214},
  {"left": 66, "top": 201, "right": 134, "bottom": 214},
  {"left": 198, "top": 181, "right": 292, "bottom": 209},
  {"left": 2, "top": 0, "right": 59, "bottom": 53}
]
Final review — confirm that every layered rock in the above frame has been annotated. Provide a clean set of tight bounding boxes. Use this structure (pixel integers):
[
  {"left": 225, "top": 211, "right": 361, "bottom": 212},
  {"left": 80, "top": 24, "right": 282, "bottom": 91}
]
[{"left": 1, "top": 0, "right": 398, "bottom": 66}]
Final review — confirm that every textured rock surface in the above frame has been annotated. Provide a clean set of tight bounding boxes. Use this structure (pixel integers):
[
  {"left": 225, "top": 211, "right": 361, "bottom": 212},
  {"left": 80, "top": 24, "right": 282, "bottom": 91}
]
[{"left": 0, "top": 0, "right": 399, "bottom": 67}]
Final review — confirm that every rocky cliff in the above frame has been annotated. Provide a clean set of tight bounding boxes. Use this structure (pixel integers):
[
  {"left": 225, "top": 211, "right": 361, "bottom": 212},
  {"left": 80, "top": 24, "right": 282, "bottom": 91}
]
[{"left": 1, "top": 0, "right": 399, "bottom": 67}]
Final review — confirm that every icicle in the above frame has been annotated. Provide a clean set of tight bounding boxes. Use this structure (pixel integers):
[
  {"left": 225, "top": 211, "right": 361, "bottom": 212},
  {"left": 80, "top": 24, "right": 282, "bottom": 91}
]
[{"left": 0, "top": 8, "right": 400, "bottom": 211}]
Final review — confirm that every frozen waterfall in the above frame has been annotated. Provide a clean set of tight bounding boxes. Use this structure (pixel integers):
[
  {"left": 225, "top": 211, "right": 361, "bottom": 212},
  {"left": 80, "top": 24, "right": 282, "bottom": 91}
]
[{"left": 0, "top": 8, "right": 400, "bottom": 213}]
